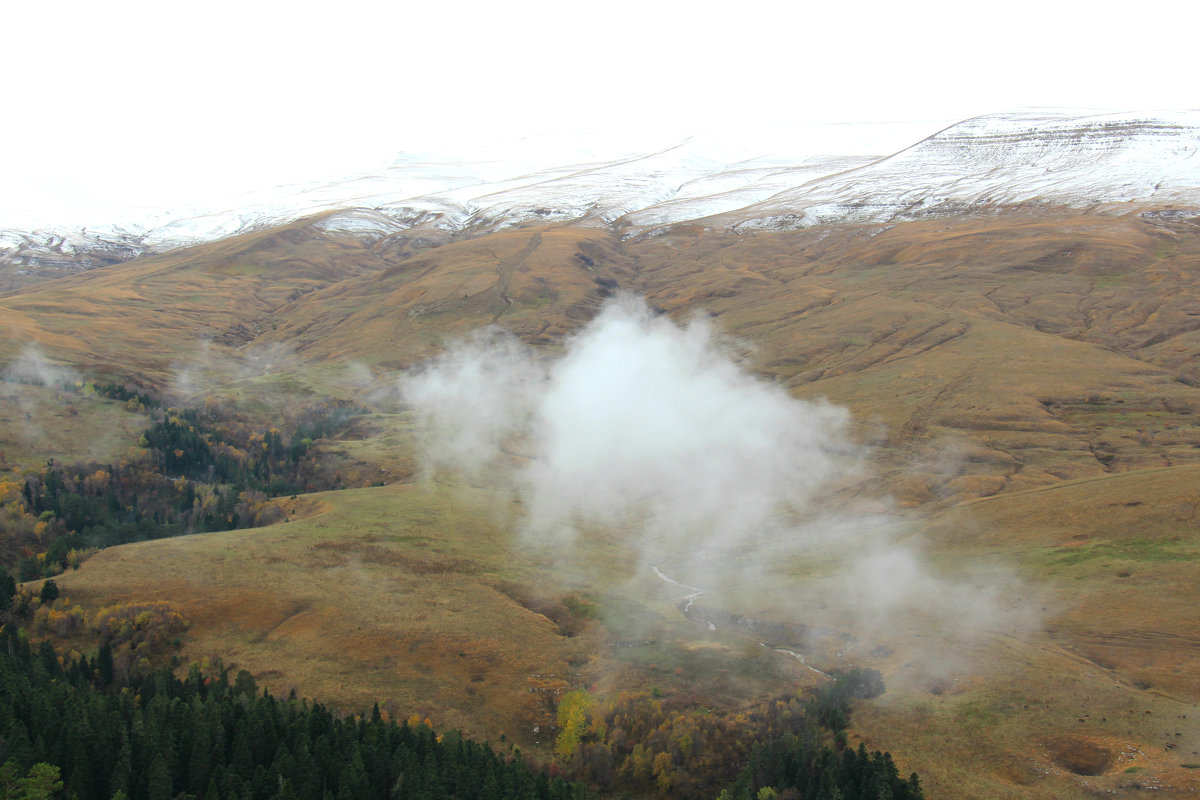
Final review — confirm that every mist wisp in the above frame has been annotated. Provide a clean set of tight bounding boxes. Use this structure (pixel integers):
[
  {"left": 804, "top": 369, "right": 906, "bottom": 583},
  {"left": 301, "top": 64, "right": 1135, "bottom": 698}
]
[
  {"left": 3, "top": 344, "right": 81, "bottom": 389},
  {"left": 405, "top": 297, "right": 853, "bottom": 539},
  {"left": 1, "top": 345, "right": 83, "bottom": 444},
  {"left": 400, "top": 294, "right": 1031, "bottom": 669},
  {"left": 170, "top": 340, "right": 299, "bottom": 406}
]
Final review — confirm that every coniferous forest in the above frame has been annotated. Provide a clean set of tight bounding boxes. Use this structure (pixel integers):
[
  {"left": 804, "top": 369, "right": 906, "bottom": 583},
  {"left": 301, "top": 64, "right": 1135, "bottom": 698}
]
[
  {"left": 0, "top": 382, "right": 360, "bottom": 580},
  {"left": 0, "top": 618, "right": 923, "bottom": 800},
  {"left": 0, "top": 625, "right": 586, "bottom": 800}
]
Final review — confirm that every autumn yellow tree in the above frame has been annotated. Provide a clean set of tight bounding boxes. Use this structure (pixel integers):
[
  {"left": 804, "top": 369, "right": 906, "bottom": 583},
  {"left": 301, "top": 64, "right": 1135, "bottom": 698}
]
[{"left": 554, "top": 689, "right": 595, "bottom": 762}]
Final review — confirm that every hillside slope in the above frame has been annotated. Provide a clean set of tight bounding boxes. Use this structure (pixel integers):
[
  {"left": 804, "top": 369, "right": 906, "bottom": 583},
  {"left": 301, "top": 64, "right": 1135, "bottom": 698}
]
[
  {"left": 5, "top": 110, "right": 1198, "bottom": 280},
  {"left": 3, "top": 208, "right": 1200, "bottom": 798},
  {"left": 722, "top": 110, "right": 1200, "bottom": 228}
]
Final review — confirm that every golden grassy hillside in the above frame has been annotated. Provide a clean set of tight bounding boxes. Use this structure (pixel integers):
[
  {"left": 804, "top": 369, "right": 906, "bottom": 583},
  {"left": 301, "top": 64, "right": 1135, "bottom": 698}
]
[
  {"left": 0, "top": 217, "right": 393, "bottom": 383},
  {"left": 5, "top": 208, "right": 1200, "bottom": 798}
]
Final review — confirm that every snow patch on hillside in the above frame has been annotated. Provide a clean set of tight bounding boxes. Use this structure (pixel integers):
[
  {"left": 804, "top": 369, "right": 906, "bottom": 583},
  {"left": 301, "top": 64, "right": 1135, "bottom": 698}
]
[
  {"left": 3, "top": 110, "right": 1199, "bottom": 273},
  {"left": 725, "top": 110, "right": 1200, "bottom": 229}
]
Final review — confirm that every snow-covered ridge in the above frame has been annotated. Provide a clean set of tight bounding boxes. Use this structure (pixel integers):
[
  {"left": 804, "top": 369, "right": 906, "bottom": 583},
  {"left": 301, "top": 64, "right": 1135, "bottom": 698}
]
[
  {"left": 723, "top": 110, "right": 1200, "bottom": 229},
  {"left": 3, "top": 110, "right": 1198, "bottom": 275}
]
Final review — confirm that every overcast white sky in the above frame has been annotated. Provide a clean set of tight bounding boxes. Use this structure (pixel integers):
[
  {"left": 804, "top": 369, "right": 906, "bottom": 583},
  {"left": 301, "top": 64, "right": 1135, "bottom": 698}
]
[{"left": 3, "top": 0, "right": 1197, "bottom": 226}]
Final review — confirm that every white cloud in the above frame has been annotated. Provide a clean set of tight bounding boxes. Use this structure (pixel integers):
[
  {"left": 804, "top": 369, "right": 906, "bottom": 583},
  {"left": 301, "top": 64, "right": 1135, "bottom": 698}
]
[{"left": 399, "top": 295, "right": 1032, "bottom": 656}]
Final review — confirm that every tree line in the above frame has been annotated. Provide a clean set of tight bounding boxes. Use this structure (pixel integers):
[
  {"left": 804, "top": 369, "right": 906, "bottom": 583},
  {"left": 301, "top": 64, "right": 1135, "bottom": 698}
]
[
  {"left": 0, "top": 587, "right": 925, "bottom": 800},
  {"left": 0, "top": 385, "right": 361, "bottom": 580},
  {"left": 550, "top": 669, "right": 923, "bottom": 799},
  {"left": 0, "top": 626, "right": 586, "bottom": 800}
]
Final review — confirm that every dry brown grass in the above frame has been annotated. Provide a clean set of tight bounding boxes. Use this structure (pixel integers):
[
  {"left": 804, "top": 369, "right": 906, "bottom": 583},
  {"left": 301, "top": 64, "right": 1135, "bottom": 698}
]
[
  {"left": 9, "top": 209, "right": 1200, "bottom": 797},
  {"left": 835, "top": 463, "right": 1200, "bottom": 799},
  {"left": 0, "top": 382, "right": 149, "bottom": 476},
  {"left": 0, "top": 215, "right": 392, "bottom": 384},
  {"left": 51, "top": 483, "right": 604, "bottom": 748}
]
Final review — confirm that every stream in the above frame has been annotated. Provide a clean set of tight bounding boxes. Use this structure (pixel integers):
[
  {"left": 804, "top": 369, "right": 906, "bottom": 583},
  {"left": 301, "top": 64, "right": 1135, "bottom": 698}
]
[
  {"left": 651, "top": 565, "right": 716, "bottom": 630},
  {"left": 651, "top": 565, "right": 831, "bottom": 679},
  {"left": 760, "top": 644, "right": 833, "bottom": 679}
]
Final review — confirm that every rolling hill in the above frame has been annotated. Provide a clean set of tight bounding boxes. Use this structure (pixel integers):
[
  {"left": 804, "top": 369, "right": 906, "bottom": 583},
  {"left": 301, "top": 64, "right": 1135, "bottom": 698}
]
[{"left": 2, "top": 110, "right": 1200, "bottom": 799}]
